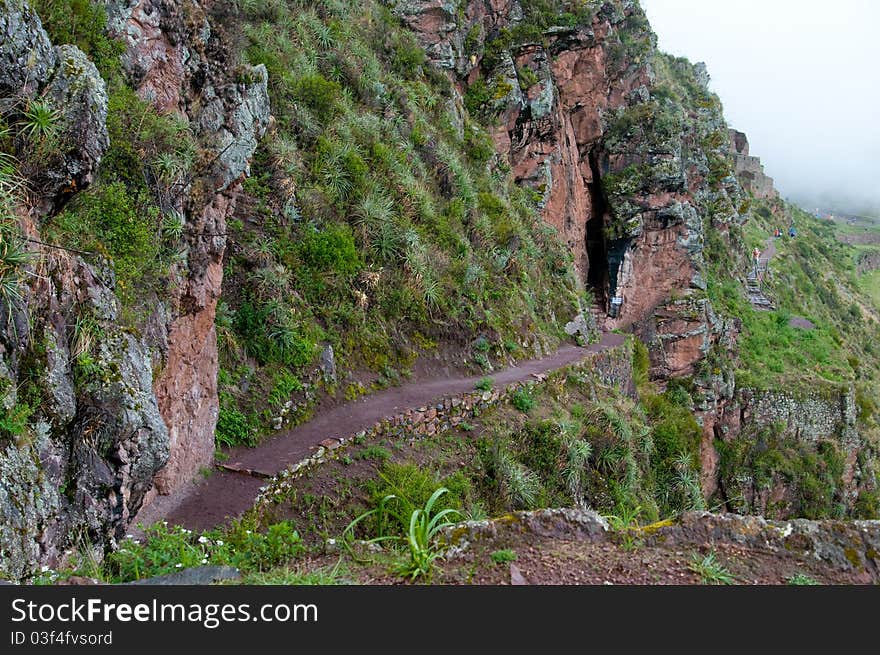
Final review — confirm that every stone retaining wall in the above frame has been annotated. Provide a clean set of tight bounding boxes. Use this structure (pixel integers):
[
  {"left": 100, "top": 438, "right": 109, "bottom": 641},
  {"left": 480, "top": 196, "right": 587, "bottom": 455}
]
[{"left": 737, "top": 387, "right": 859, "bottom": 449}]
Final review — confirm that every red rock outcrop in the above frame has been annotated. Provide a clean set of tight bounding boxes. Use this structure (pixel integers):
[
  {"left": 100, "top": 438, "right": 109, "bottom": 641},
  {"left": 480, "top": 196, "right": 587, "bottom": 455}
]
[
  {"left": 104, "top": 0, "right": 270, "bottom": 503},
  {"left": 396, "top": 1, "right": 737, "bottom": 353}
]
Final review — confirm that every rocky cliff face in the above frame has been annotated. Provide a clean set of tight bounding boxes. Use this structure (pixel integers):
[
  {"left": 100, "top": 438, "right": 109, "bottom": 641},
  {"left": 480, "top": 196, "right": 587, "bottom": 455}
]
[
  {"left": 101, "top": 0, "right": 270, "bottom": 499},
  {"left": 394, "top": 0, "right": 744, "bottom": 359},
  {"left": 1, "top": 0, "right": 875, "bottom": 579},
  {"left": 0, "top": 0, "right": 268, "bottom": 579},
  {"left": 395, "top": 0, "right": 742, "bottom": 386},
  {"left": 394, "top": 0, "right": 875, "bottom": 518}
]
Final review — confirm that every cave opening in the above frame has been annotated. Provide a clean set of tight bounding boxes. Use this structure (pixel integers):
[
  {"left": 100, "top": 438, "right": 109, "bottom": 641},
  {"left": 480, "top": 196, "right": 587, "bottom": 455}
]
[{"left": 586, "top": 149, "right": 610, "bottom": 312}]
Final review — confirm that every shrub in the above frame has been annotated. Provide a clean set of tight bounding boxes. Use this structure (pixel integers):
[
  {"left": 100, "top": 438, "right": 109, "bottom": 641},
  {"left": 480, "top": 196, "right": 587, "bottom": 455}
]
[
  {"left": 295, "top": 73, "right": 342, "bottom": 122},
  {"left": 517, "top": 66, "right": 539, "bottom": 90},
  {"left": 299, "top": 223, "right": 361, "bottom": 276},
  {"left": 356, "top": 445, "right": 392, "bottom": 461},
  {"left": 0, "top": 402, "right": 31, "bottom": 440},
  {"left": 490, "top": 549, "right": 517, "bottom": 564},
  {"left": 463, "top": 124, "right": 495, "bottom": 165},
  {"left": 475, "top": 376, "right": 493, "bottom": 391},
  {"left": 232, "top": 300, "right": 319, "bottom": 369},
  {"left": 464, "top": 80, "right": 492, "bottom": 118},
  {"left": 216, "top": 402, "right": 256, "bottom": 448},
  {"left": 49, "top": 182, "right": 162, "bottom": 306},
  {"left": 362, "top": 462, "right": 467, "bottom": 538},
  {"left": 510, "top": 387, "right": 536, "bottom": 413},
  {"left": 632, "top": 338, "right": 650, "bottom": 390},
  {"left": 31, "top": 0, "right": 125, "bottom": 76}
]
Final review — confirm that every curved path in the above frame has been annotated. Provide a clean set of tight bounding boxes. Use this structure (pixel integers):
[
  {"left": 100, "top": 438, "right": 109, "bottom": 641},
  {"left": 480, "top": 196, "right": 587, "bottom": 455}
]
[{"left": 135, "top": 332, "right": 626, "bottom": 532}]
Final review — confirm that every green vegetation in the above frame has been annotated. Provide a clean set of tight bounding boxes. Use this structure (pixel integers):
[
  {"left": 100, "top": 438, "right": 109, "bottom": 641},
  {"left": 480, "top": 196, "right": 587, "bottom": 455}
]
[
  {"left": 0, "top": 401, "right": 31, "bottom": 441},
  {"left": 475, "top": 376, "right": 494, "bottom": 392},
  {"left": 705, "top": 199, "right": 880, "bottom": 393},
  {"left": 0, "top": 122, "right": 32, "bottom": 311},
  {"left": 241, "top": 564, "right": 347, "bottom": 585},
  {"left": 787, "top": 573, "right": 820, "bottom": 586},
  {"left": 510, "top": 386, "right": 536, "bottom": 413},
  {"left": 361, "top": 463, "right": 472, "bottom": 538},
  {"left": 32, "top": 1, "right": 196, "bottom": 323},
  {"left": 490, "top": 549, "right": 517, "bottom": 564},
  {"left": 717, "top": 424, "right": 848, "bottom": 519},
  {"left": 688, "top": 551, "right": 736, "bottom": 585},
  {"left": 859, "top": 267, "right": 880, "bottom": 308},
  {"left": 101, "top": 519, "right": 304, "bottom": 582},
  {"left": 356, "top": 445, "right": 392, "bottom": 461},
  {"left": 31, "top": 0, "right": 125, "bottom": 75},
  {"left": 341, "top": 480, "right": 462, "bottom": 581},
  {"left": 21, "top": 99, "right": 60, "bottom": 142},
  {"left": 214, "top": 0, "right": 580, "bottom": 445},
  {"left": 399, "top": 487, "right": 461, "bottom": 580},
  {"left": 702, "top": 198, "right": 879, "bottom": 520}
]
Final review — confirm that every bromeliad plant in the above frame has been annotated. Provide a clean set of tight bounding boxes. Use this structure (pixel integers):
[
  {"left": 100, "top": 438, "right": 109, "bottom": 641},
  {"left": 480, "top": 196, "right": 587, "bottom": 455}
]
[
  {"left": 21, "top": 98, "right": 61, "bottom": 143},
  {"left": 399, "top": 488, "right": 461, "bottom": 581},
  {"left": 341, "top": 487, "right": 461, "bottom": 581}
]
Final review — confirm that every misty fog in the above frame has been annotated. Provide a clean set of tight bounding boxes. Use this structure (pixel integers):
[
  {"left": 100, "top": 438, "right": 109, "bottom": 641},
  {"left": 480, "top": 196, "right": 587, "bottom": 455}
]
[{"left": 640, "top": 0, "right": 879, "bottom": 216}]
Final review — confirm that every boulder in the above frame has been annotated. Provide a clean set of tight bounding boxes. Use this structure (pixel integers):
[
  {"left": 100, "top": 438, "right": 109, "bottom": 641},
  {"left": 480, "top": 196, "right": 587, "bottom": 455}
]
[
  {"left": 0, "top": 1, "right": 108, "bottom": 206},
  {"left": 0, "top": 0, "right": 55, "bottom": 101}
]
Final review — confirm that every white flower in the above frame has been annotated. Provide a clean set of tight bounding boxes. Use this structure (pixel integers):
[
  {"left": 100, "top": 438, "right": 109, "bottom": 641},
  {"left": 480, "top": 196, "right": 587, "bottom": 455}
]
[
  {"left": 175, "top": 563, "right": 183, "bottom": 568},
  {"left": 41, "top": 565, "right": 50, "bottom": 573},
  {"left": 245, "top": 530, "right": 252, "bottom": 535},
  {"left": 198, "top": 536, "right": 209, "bottom": 544},
  {"left": 216, "top": 540, "right": 224, "bottom": 546},
  {"left": 200, "top": 558, "right": 208, "bottom": 565}
]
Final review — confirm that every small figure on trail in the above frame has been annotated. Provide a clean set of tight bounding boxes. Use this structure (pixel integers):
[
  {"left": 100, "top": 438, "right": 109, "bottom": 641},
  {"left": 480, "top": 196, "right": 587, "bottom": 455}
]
[
  {"left": 789, "top": 224, "right": 797, "bottom": 238},
  {"left": 774, "top": 227, "right": 781, "bottom": 238},
  {"left": 752, "top": 246, "right": 761, "bottom": 275}
]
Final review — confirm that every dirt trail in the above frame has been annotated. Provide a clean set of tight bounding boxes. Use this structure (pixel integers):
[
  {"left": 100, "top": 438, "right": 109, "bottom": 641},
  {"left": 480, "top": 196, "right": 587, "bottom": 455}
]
[{"left": 135, "top": 332, "right": 626, "bottom": 532}]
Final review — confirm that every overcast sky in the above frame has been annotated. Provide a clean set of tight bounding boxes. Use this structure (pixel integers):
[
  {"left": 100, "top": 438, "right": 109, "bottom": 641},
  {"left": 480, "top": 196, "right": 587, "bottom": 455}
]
[{"left": 640, "top": 0, "right": 880, "bottom": 214}]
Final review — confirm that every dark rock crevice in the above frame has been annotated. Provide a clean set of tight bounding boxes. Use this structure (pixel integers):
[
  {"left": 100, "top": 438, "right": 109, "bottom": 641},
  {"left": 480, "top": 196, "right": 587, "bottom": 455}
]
[{"left": 586, "top": 147, "right": 610, "bottom": 311}]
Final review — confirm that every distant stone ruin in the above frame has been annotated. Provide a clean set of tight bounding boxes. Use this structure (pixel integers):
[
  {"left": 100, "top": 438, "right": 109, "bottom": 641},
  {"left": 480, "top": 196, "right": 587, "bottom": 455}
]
[{"left": 727, "top": 129, "right": 778, "bottom": 200}]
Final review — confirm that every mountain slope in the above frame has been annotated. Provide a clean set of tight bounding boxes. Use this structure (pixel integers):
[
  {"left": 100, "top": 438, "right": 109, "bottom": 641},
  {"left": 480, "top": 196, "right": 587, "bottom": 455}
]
[{"left": 0, "top": 0, "right": 877, "bottom": 581}]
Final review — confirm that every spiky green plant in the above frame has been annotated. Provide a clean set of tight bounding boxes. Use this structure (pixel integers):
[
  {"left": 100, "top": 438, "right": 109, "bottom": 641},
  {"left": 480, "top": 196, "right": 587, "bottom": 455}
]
[
  {"left": 564, "top": 438, "right": 593, "bottom": 503},
  {"left": 398, "top": 487, "right": 461, "bottom": 581},
  {"left": 0, "top": 232, "right": 32, "bottom": 311},
  {"left": 591, "top": 401, "right": 634, "bottom": 443},
  {"left": 153, "top": 152, "right": 183, "bottom": 185},
  {"left": 689, "top": 551, "right": 736, "bottom": 585},
  {"left": 161, "top": 212, "right": 185, "bottom": 241},
  {"left": 340, "top": 493, "right": 400, "bottom": 562},
  {"left": 494, "top": 447, "right": 541, "bottom": 509},
  {"left": 787, "top": 573, "right": 820, "bottom": 586},
  {"left": 21, "top": 99, "right": 61, "bottom": 142}
]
